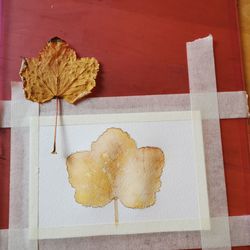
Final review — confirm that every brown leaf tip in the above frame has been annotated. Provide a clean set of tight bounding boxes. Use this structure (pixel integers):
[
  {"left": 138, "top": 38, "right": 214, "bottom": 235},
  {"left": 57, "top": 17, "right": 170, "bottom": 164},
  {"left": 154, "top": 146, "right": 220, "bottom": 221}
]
[{"left": 48, "top": 37, "right": 65, "bottom": 43}]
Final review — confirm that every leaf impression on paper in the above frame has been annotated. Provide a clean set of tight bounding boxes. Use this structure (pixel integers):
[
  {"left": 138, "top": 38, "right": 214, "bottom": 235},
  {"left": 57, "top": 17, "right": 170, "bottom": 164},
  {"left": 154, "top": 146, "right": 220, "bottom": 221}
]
[{"left": 66, "top": 128, "right": 165, "bottom": 209}]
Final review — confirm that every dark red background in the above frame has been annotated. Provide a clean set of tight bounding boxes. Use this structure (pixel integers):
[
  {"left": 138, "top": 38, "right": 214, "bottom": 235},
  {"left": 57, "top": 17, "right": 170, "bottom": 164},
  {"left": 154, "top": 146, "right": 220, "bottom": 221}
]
[{"left": 0, "top": 0, "right": 249, "bottom": 248}]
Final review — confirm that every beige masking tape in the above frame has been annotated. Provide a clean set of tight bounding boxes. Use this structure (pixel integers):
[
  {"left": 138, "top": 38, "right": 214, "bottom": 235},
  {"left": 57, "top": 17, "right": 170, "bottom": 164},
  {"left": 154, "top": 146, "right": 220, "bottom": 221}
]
[
  {"left": 187, "top": 34, "right": 231, "bottom": 249},
  {"left": 3, "top": 215, "right": 250, "bottom": 249},
  {"left": 0, "top": 90, "right": 248, "bottom": 128},
  {"left": 8, "top": 82, "right": 39, "bottom": 250},
  {"left": 0, "top": 229, "right": 8, "bottom": 250}
]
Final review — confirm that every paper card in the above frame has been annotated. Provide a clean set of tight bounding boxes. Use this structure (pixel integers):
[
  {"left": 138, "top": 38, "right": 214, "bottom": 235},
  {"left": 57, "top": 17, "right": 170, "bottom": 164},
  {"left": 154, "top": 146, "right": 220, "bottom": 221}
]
[{"left": 29, "top": 111, "right": 210, "bottom": 239}]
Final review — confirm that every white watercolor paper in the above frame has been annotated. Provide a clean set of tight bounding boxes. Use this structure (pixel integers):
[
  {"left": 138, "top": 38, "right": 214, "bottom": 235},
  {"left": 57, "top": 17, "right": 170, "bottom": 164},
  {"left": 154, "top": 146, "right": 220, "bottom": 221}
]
[{"left": 29, "top": 111, "right": 210, "bottom": 239}]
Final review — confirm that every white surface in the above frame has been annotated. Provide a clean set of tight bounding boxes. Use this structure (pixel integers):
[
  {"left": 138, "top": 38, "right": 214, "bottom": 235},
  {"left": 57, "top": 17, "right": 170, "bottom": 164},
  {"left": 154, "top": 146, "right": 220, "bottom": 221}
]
[{"left": 30, "top": 111, "right": 210, "bottom": 239}]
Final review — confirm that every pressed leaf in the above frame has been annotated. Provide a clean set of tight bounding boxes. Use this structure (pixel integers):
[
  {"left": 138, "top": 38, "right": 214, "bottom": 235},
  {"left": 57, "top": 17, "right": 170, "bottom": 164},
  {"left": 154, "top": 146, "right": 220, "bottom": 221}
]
[
  {"left": 19, "top": 37, "right": 99, "bottom": 153},
  {"left": 66, "top": 128, "right": 165, "bottom": 209},
  {"left": 19, "top": 37, "right": 99, "bottom": 104}
]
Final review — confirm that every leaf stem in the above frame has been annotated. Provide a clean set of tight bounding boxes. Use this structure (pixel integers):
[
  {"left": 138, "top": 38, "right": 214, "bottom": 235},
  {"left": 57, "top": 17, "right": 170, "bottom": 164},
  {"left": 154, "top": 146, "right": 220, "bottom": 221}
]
[
  {"left": 51, "top": 97, "right": 59, "bottom": 154},
  {"left": 114, "top": 198, "right": 119, "bottom": 225}
]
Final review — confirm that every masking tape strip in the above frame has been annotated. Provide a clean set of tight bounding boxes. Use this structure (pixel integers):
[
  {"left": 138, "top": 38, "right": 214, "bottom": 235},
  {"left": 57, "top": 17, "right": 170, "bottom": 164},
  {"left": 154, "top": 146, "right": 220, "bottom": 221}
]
[
  {"left": 3, "top": 215, "right": 250, "bottom": 249},
  {"left": 10, "top": 100, "right": 39, "bottom": 128},
  {"left": 0, "top": 215, "right": 250, "bottom": 250},
  {"left": 0, "top": 229, "right": 8, "bottom": 250},
  {"left": 39, "top": 91, "right": 248, "bottom": 118},
  {"left": 7, "top": 229, "right": 37, "bottom": 250},
  {"left": 11, "top": 81, "right": 26, "bottom": 100},
  {"left": 28, "top": 116, "right": 39, "bottom": 241},
  {"left": 190, "top": 111, "right": 210, "bottom": 230},
  {"left": 39, "top": 90, "right": 248, "bottom": 119},
  {"left": 0, "top": 90, "right": 248, "bottom": 128},
  {"left": 8, "top": 129, "right": 38, "bottom": 250},
  {"left": 230, "top": 215, "right": 250, "bottom": 246},
  {"left": 218, "top": 91, "right": 249, "bottom": 118},
  {"left": 201, "top": 217, "right": 231, "bottom": 248},
  {"left": 10, "top": 82, "right": 39, "bottom": 128},
  {"left": 187, "top": 35, "right": 231, "bottom": 249},
  {"left": 0, "top": 100, "right": 11, "bottom": 128},
  {"left": 8, "top": 82, "right": 39, "bottom": 250}
]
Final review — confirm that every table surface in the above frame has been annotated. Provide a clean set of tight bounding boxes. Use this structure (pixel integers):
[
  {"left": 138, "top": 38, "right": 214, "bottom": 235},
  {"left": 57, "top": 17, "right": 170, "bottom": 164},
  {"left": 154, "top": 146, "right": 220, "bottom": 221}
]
[{"left": 0, "top": 0, "right": 249, "bottom": 249}]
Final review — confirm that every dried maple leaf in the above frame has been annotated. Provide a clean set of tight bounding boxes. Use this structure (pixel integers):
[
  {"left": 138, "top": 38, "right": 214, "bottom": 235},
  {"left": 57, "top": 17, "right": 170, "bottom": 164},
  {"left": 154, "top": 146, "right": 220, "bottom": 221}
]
[
  {"left": 66, "top": 128, "right": 165, "bottom": 223},
  {"left": 20, "top": 37, "right": 99, "bottom": 104},
  {"left": 19, "top": 37, "right": 99, "bottom": 153}
]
